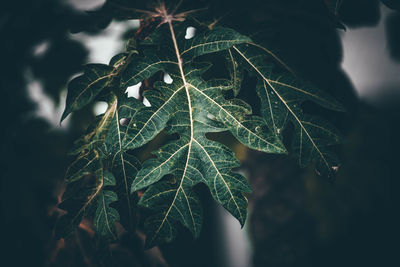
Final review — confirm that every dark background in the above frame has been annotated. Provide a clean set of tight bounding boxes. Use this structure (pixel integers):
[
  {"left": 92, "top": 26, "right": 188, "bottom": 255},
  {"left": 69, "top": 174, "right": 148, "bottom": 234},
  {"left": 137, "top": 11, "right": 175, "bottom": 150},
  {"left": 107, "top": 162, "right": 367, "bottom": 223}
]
[{"left": 0, "top": 0, "right": 398, "bottom": 266}]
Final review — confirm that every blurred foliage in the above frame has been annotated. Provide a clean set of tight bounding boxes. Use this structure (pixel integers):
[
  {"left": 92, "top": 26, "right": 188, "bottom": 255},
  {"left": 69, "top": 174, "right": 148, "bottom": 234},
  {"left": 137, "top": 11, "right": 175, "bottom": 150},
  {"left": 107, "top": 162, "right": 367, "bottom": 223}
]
[
  {"left": 0, "top": 1, "right": 87, "bottom": 266},
  {"left": 1, "top": 0, "right": 116, "bottom": 265},
  {"left": 244, "top": 1, "right": 399, "bottom": 267},
  {"left": 386, "top": 12, "right": 400, "bottom": 62}
]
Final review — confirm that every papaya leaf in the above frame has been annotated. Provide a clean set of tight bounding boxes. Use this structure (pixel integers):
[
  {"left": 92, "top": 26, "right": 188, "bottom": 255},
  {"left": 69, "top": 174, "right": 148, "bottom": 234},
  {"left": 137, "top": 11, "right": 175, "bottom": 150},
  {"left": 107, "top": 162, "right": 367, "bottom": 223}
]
[
  {"left": 94, "top": 190, "right": 119, "bottom": 241},
  {"left": 65, "top": 149, "right": 103, "bottom": 183},
  {"left": 93, "top": 171, "right": 119, "bottom": 241},
  {"left": 72, "top": 97, "right": 118, "bottom": 156},
  {"left": 58, "top": 95, "right": 142, "bottom": 241},
  {"left": 56, "top": 163, "right": 104, "bottom": 239},
  {"left": 121, "top": 22, "right": 285, "bottom": 247},
  {"left": 225, "top": 48, "right": 244, "bottom": 96},
  {"left": 61, "top": 64, "right": 115, "bottom": 122},
  {"left": 110, "top": 150, "right": 141, "bottom": 233},
  {"left": 57, "top": 169, "right": 120, "bottom": 242},
  {"left": 102, "top": 96, "right": 143, "bottom": 232},
  {"left": 59, "top": 2, "right": 345, "bottom": 248},
  {"left": 231, "top": 43, "right": 344, "bottom": 177}
]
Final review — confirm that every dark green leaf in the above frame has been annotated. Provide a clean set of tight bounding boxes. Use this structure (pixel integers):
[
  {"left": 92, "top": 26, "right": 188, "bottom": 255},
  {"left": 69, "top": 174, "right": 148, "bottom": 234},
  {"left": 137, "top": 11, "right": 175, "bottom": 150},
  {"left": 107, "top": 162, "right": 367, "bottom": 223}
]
[
  {"left": 60, "top": 9, "right": 345, "bottom": 248},
  {"left": 93, "top": 172, "right": 119, "bottom": 241},
  {"left": 61, "top": 64, "right": 114, "bottom": 122},
  {"left": 120, "top": 24, "right": 284, "bottom": 246},
  {"left": 232, "top": 43, "right": 344, "bottom": 177},
  {"left": 65, "top": 150, "right": 102, "bottom": 183},
  {"left": 56, "top": 166, "right": 104, "bottom": 239}
]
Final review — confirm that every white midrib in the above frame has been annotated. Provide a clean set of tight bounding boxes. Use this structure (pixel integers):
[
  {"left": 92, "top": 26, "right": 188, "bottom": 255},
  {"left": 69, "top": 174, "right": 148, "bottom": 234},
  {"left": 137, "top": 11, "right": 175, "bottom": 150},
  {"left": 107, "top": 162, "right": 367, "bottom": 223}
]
[
  {"left": 72, "top": 73, "right": 113, "bottom": 110},
  {"left": 95, "top": 98, "right": 117, "bottom": 134},
  {"left": 115, "top": 106, "right": 134, "bottom": 232},
  {"left": 263, "top": 80, "right": 278, "bottom": 131},
  {"left": 192, "top": 138, "right": 244, "bottom": 223},
  {"left": 69, "top": 152, "right": 97, "bottom": 181},
  {"left": 268, "top": 79, "right": 330, "bottom": 106},
  {"left": 132, "top": 143, "right": 189, "bottom": 190},
  {"left": 247, "top": 42, "right": 295, "bottom": 74},
  {"left": 150, "top": 21, "right": 196, "bottom": 242},
  {"left": 233, "top": 45, "right": 330, "bottom": 170},
  {"left": 123, "top": 85, "right": 184, "bottom": 148},
  {"left": 228, "top": 49, "right": 238, "bottom": 91},
  {"left": 99, "top": 192, "right": 117, "bottom": 239},
  {"left": 123, "top": 60, "right": 178, "bottom": 86},
  {"left": 73, "top": 154, "right": 103, "bottom": 223},
  {"left": 180, "top": 40, "right": 240, "bottom": 56},
  {"left": 188, "top": 82, "right": 284, "bottom": 152}
]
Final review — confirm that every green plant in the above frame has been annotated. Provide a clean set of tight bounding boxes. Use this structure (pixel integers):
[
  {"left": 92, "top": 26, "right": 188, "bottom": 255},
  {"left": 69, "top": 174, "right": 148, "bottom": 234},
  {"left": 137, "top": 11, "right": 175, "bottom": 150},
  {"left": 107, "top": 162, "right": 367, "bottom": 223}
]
[{"left": 57, "top": 1, "right": 344, "bottom": 248}]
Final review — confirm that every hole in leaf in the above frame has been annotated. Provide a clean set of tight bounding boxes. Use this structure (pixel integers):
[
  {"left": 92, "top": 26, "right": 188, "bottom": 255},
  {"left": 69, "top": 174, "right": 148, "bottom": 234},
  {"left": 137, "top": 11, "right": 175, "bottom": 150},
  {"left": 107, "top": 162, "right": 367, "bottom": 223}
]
[
  {"left": 163, "top": 73, "right": 173, "bottom": 84},
  {"left": 126, "top": 82, "right": 142, "bottom": 99},
  {"left": 93, "top": 101, "right": 108, "bottom": 115},
  {"left": 119, "top": 118, "right": 130, "bottom": 126},
  {"left": 185, "top": 27, "right": 196, "bottom": 39},
  {"left": 143, "top": 97, "right": 151, "bottom": 107}
]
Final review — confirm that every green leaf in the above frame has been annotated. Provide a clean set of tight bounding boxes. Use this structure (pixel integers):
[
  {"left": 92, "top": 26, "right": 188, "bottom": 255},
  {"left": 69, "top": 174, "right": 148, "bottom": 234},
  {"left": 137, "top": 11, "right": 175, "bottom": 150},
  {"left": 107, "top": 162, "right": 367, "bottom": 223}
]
[
  {"left": 57, "top": 170, "right": 121, "bottom": 242},
  {"left": 139, "top": 181, "right": 202, "bottom": 248},
  {"left": 72, "top": 97, "right": 118, "bottom": 156},
  {"left": 232, "top": 43, "right": 344, "bottom": 177},
  {"left": 179, "top": 27, "right": 252, "bottom": 59},
  {"left": 56, "top": 163, "right": 104, "bottom": 239},
  {"left": 60, "top": 9, "right": 345, "bottom": 248},
  {"left": 94, "top": 190, "right": 119, "bottom": 241},
  {"left": 102, "top": 96, "right": 142, "bottom": 153},
  {"left": 120, "top": 23, "right": 285, "bottom": 246},
  {"left": 122, "top": 49, "right": 177, "bottom": 87},
  {"left": 103, "top": 96, "right": 142, "bottom": 232},
  {"left": 93, "top": 172, "right": 119, "bottom": 241},
  {"left": 65, "top": 150, "right": 103, "bottom": 183},
  {"left": 111, "top": 151, "right": 141, "bottom": 232},
  {"left": 225, "top": 48, "right": 244, "bottom": 96},
  {"left": 61, "top": 64, "right": 114, "bottom": 122}
]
